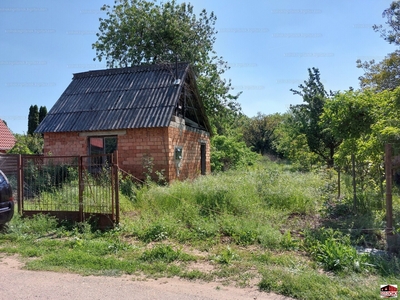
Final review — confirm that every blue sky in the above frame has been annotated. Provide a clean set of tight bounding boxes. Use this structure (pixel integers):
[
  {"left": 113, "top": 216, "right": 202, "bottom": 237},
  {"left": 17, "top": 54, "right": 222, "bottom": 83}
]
[{"left": 0, "top": 0, "right": 397, "bottom": 134}]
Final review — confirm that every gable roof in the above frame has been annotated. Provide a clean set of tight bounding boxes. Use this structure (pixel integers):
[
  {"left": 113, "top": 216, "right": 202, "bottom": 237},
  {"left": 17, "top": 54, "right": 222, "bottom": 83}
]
[
  {"left": 0, "top": 120, "right": 16, "bottom": 151},
  {"left": 35, "top": 63, "right": 211, "bottom": 133}
]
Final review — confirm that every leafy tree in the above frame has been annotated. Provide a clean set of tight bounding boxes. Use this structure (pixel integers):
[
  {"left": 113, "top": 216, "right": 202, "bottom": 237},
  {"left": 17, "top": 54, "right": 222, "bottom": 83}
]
[
  {"left": 92, "top": 0, "right": 241, "bottom": 134},
  {"left": 356, "top": 51, "right": 400, "bottom": 91},
  {"left": 321, "top": 90, "right": 379, "bottom": 208},
  {"left": 356, "top": 1, "right": 400, "bottom": 91},
  {"left": 290, "top": 68, "right": 341, "bottom": 168},
  {"left": 320, "top": 87, "right": 400, "bottom": 210},
  {"left": 371, "top": 86, "right": 400, "bottom": 143},
  {"left": 28, "top": 105, "right": 39, "bottom": 135},
  {"left": 273, "top": 112, "right": 320, "bottom": 171},
  {"left": 321, "top": 90, "right": 376, "bottom": 141},
  {"left": 373, "top": 0, "right": 400, "bottom": 46},
  {"left": 242, "top": 112, "right": 284, "bottom": 156}
]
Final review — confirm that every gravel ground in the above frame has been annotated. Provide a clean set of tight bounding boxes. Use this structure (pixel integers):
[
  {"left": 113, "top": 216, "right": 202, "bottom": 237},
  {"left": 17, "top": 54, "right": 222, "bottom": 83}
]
[{"left": 0, "top": 256, "right": 292, "bottom": 300}]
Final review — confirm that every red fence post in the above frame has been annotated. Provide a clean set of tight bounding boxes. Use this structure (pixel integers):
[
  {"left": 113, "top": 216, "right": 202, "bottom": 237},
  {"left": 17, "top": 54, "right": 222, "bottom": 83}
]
[
  {"left": 79, "top": 156, "right": 84, "bottom": 223},
  {"left": 17, "top": 154, "right": 23, "bottom": 215},
  {"left": 114, "top": 150, "right": 119, "bottom": 225}
]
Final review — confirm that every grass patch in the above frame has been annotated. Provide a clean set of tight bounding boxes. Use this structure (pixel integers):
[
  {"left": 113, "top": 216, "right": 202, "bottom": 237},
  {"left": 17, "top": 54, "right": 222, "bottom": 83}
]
[
  {"left": 140, "top": 244, "right": 195, "bottom": 263},
  {"left": 0, "top": 160, "right": 398, "bottom": 299},
  {"left": 258, "top": 268, "right": 378, "bottom": 300}
]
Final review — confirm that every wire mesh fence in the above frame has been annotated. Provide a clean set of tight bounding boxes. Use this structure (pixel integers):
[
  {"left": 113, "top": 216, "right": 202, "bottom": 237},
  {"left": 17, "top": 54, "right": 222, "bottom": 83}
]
[
  {"left": 23, "top": 155, "right": 78, "bottom": 211},
  {"left": 10, "top": 153, "right": 119, "bottom": 228},
  {"left": 22, "top": 155, "right": 111, "bottom": 211}
]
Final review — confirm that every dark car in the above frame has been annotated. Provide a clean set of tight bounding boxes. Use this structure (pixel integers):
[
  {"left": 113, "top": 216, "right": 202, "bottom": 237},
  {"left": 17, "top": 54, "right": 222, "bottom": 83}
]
[{"left": 0, "top": 170, "right": 14, "bottom": 226}]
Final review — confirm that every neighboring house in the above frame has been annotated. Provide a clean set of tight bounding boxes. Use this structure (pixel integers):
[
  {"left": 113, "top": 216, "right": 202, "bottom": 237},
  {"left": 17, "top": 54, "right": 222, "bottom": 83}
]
[
  {"left": 35, "top": 63, "right": 211, "bottom": 182},
  {"left": 0, "top": 120, "right": 16, "bottom": 153}
]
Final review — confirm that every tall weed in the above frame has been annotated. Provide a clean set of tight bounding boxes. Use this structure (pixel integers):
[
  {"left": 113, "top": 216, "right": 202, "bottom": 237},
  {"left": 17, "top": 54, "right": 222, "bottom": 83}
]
[
  {"left": 255, "top": 168, "right": 323, "bottom": 214},
  {"left": 303, "top": 228, "right": 371, "bottom": 273},
  {"left": 129, "top": 164, "right": 331, "bottom": 247}
]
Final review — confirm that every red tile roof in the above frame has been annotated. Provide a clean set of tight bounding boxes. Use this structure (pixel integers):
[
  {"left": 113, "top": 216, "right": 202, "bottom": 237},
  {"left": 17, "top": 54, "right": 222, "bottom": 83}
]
[{"left": 0, "top": 120, "right": 16, "bottom": 151}]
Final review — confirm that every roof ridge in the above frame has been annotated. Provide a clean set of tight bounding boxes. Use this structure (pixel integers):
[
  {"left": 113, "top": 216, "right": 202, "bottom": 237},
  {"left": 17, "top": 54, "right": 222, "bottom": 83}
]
[
  {"left": 50, "top": 105, "right": 175, "bottom": 114},
  {"left": 73, "top": 62, "right": 190, "bottom": 79},
  {"left": 64, "top": 84, "right": 181, "bottom": 96}
]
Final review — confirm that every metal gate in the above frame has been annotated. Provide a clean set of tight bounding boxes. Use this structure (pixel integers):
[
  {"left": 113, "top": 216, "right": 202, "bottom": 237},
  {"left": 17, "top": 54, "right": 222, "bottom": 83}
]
[{"left": 15, "top": 152, "right": 119, "bottom": 229}]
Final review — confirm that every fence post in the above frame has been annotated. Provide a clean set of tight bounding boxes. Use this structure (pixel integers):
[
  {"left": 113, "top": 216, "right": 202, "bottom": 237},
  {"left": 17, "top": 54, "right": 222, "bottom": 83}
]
[
  {"left": 79, "top": 156, "right": 84, "bottom": 223},
  {"left": 17, "top": 154, "right": 23, "bottom": 215},
  {"left": 114, "top": 151, "right": 119, "bottom": 225},
  {"left": 385, "top": 143, "right": 398, "bottom": 252}
]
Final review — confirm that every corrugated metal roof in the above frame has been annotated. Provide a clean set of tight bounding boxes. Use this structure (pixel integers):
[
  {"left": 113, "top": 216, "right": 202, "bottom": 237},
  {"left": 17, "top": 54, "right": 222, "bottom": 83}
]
[{"left": 35, "top": 63, "right": 198, "bottom": 133}]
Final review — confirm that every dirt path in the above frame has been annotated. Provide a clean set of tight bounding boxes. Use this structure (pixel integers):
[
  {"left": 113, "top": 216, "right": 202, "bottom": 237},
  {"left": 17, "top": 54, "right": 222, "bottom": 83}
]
[{"left": 0, "top": 256, "right": 292, "bottom": 300}]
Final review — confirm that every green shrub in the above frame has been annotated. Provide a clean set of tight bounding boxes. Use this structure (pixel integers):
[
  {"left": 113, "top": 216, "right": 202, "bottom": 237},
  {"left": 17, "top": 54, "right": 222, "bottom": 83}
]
[
  {"left": 210, "top": 135, "right": 258, "bottom": 172},
  {"left": 119, "top": 175, "right": 138, "bottom": 201},
  {"left": 304, "top": 228, "right": 370, "bottom": 273}
]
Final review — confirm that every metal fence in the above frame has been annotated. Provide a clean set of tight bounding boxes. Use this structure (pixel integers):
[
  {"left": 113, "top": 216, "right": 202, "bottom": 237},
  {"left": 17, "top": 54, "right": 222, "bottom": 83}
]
[{"left": 1, "top": 152, "right": 119, "bottom": 229}]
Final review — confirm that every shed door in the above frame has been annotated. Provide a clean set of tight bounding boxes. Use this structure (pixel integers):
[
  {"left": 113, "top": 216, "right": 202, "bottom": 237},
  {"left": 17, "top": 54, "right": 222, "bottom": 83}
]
[{"left": 200, "top": 144, "right": 206, "bottom": 175}]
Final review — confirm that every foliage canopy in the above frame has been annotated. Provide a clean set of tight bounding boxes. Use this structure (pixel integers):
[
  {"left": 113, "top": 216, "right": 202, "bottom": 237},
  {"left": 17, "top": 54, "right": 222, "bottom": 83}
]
[
  {"left": 92, "top": 0, "right": 241, "bottom": 134},
  {"left": 289, "top": 68, "right": 341, "bottom": 167},
  {"left": 357, "top": 1, "right": 400, "bottom": 91},
  {"left": 357, "top": 50, "right": 400, "bottom": 91},
  {"left": 373, "top": 0, "right": 400, "bottom": 46},
  {"left": 242, "top": 112, "right": 284, "bottom": 156}
]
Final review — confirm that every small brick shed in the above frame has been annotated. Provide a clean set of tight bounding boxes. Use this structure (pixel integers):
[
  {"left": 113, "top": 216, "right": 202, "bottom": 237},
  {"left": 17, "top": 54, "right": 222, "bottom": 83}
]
[{"left": 35, "top": 63, "right": 212, "bottom": 182}]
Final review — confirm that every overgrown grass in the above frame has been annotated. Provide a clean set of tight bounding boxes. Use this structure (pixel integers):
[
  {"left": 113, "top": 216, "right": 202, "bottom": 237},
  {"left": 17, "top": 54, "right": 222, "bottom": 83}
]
[
  {"left": 0, "top": 158, "right": 399, "bottom": 299},
  {"left": 24, "top": 183, "right": 114, "bottom": 213}
]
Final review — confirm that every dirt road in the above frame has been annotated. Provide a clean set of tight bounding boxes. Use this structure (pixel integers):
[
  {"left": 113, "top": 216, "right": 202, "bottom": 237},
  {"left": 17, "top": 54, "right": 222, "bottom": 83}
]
[{"left": 0, "top": 256, "right": 291, "bottom": 300}]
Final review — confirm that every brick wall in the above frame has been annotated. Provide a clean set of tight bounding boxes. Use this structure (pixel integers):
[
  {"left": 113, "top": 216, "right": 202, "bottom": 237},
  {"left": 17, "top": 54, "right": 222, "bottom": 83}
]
[
  {"left": 118, "top": 127, "right": 170, "bottom": 181},
  {"left": 166, "top": 125, "right": 210, "bottom": 181},
  {"left": 43, "top": 123, "right": 210, "bottom": 182},
  {"left": 118, "top": 125, "right": 210, "bottom": 182},
  {"left": 43, "top": 132, "right": 87, "bottom": 156}
]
